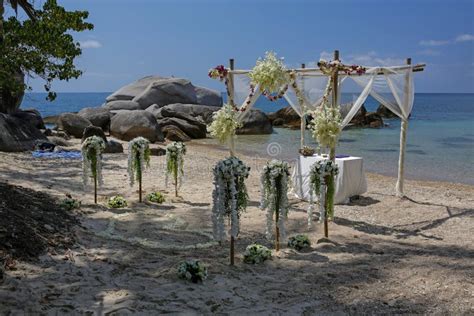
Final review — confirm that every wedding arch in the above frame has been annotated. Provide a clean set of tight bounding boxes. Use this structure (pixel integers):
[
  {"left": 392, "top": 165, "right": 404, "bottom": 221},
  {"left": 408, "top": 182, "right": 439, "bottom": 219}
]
[{"left": 209, "top": 50, "right": 425, "bottom": 197}]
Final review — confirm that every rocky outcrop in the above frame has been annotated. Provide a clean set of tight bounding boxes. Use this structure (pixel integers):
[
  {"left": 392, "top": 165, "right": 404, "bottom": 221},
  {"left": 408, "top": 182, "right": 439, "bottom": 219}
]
[
  {"left": 158, "top": 117, "right": 206, "bottom": 139},
  {"left": 57, "top": 113, "right": 92, "bottom": 138},
  {"left": 268, "top": 106, "right": 300, "bottom": 129},
  {"left": 376, "top": 104, "right": 398, "bottom": 118},
  {"left": 110, "top": 110, "right": 164, "bottom": 142},
  {"left": 82, "top": 126, "right": 107, "bottom": 143},
  {"left": 104, "top": 140, "right": 123, "bottom": 154},
  {"left": 47, "top": 136, "right": 72, "bottom": 147},
  {"left": 104, "top": 100, "right": 140, "bottom": 111},
  {"left": 10, "top": 109, "right": 45, "bottom": 130},
  {"left": 195, "top": 86, "right": 223, "bottom": 107},
  {"left": 236, "top": 109, "right": 273, "bottom": 135},
  {"left": 340, "top": 104, "right": 384, "bottom": 129},
  {"left": 0, "top": 113, "right": 47, "bottom": 152},
  {"left": 132, "top": 78, "right": 198, "bottom": 109},
  {"left": 162, "top": 125, "right": 192, "bottom": 142},
  {"left": 78, "top": 107, "right": 111, "bottom": 130},
  {"left": 106, "top": 75, "right": 164, "bottom": 102},
  {"left": 155, "top": 103, "right": 220, "bottom": 124}
]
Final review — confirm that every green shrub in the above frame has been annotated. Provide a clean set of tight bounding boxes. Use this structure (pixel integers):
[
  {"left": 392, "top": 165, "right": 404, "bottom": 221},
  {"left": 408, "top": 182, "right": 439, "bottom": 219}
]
[
  {"left": 146, "top": 191, "right": 165, "bottom": 204},
  {"left": 107, "top": 195, "right": 128, "bottom": 208},
  {"left": 288, "top": 234, "right": 311, "bottom": 251},
  {"left": 243, "top": 244, "right": 272, "bottom": 264},
  {"left": 177, "top": 260, "right": 208, "bottom": 283},
  {"left": 59, "top": 197, "right": 81, "bottom": 211}
]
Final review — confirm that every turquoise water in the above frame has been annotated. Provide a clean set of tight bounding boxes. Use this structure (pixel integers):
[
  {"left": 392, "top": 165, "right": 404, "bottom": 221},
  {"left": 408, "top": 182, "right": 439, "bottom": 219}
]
[{"left": 21, "top": 92, "right": 474, "bottom": 185}]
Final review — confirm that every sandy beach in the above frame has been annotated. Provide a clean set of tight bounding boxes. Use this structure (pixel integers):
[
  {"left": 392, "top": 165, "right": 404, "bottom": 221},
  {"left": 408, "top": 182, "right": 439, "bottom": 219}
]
[{"left": 0, "top": 138, "right": 472, "bottom": 315}]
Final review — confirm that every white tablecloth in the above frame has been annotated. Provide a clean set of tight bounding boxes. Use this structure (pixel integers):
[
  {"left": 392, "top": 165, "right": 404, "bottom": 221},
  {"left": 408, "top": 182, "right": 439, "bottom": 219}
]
[{"left": 291, "top": 155, "right": 367, "bottom": 204}]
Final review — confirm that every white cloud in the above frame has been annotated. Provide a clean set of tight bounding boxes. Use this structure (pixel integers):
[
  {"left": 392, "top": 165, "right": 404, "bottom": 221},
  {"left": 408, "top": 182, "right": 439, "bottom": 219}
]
[
  {"left": 419, "top": 39, "right": 450, "bottom": 46},
  {"left": 455, "top": 34, "right": 474, "bottom": 42},
  {"left": 79, "top": 40, "right": 102, "bottom": 49},
  {"left": 417, "top": 49, "right": 441, "bottom": 56}
]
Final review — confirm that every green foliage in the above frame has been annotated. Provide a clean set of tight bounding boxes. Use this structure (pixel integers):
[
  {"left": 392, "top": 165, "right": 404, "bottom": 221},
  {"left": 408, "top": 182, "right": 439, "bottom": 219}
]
[
  {"left": 288, "top": 234, "right": 311, "bottom": 251},
  {"left": 146, "top": 191, "right": 165, "bottom": 204},
  {"left": 59, "top": 196, "right": 81, "bottom": 211},
  {"left": 177, "top": 260, "right": 208, "bottom": 283},
  {"left": 107, "top": 195, "right": 128, "bottom": 209},
  {"left": 243, "top": 244, "right": 272, "bottom": 264},
  {"left": 0, "top": 0, "right": 93, "bottom": 101}
]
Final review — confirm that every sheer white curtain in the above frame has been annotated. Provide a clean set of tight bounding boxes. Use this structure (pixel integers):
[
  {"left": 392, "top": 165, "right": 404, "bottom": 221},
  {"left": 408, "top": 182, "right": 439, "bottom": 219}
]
[
  {"left": 231, "top": 73, "right": 262, "bottom": 121},
  {"left": 283, "top": 73, "right": 329, "bottom": 116},
  {"left": 352, "top": 66, "right": 414, "bottom": 196}
]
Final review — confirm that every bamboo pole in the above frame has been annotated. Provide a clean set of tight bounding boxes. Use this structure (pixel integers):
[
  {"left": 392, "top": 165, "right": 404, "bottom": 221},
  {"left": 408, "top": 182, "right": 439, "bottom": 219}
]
[
  {"left": 94, "top": 173, "right": 97, "bottom": 204},
  {"left": 300, "top": 63, "right": 306, "bottom": 149},
  {"left": 229, "top": 58, "right": 236, "bottom": 157},
  {"left": 330, "top": 50, "right": 339, "bottom": 162},
  {"left": 396, "top": 58, "right": 411, "bottom": 197}
]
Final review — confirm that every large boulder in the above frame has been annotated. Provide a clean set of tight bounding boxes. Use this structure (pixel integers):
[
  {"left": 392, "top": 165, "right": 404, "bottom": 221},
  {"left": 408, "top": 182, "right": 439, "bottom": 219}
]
[
  {"left": 340, "top": 104, "right": 384, "bottom": 129},
  {"left": 132, "top": 78, "right": 198, "bottom": 109},
  {"left": 110, "top": 110, "right": 164, "bottom": 142},
  {"left": 0, "top": 113, "right": 47, "bottom": 152},
  {"left": 195, "top": 86, "right": 223, "bottom": 107},
  {"left": 162, "top": 125, "right": 191, "bottom": 142},
  {"left": 104, "top": 140, "right": 123, "bottom": 154},
  {"left": 78, "top": 107, "right": 111, "bottom": 130},
  {"left": 57, "top": 113, "right": 92, "bottom": 138},
  {"left": 10, "top": 109, "right": 45, "bottom": 130},
  {"left": 106, "top": 75, "right": 164, "bottom": 102},
  {"left": 82, "top": 126, "right": 107, "bottom": 143},
  {"left": 158, "top": 117, "right": 206, "bottom": 139},
  {"left": 103, "top": 100, "right": 140, "bottom": 111},
  {"left": 236, "top": 109, "right": 273, "bottom": 135},
  {"left": 268, "top": 106, "right": 300, "bottom": 129},
  {"left": 376, "top": 104, "right": 398, "bottom": 118},
  {"left": 145, "top": 104, "right": 163, "bottom": 119},
  {"left": 155, "top": 103, "right": 220, "bottom": 124}
]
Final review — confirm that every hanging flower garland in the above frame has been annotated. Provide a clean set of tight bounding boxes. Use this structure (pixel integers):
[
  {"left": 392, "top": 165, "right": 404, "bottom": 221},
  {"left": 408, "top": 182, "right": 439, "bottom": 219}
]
[
  {"left": 249, "top": 51, "right": 290, "bottom": 98},
  {"left": 318, "top": 59, "right": 367, "bottom": 76},
  {"left": 209, "top": 65, "right": 235, "bottom": 108},
  {"left": 127, "top": 137, "right": 151, "bottom": 187},
  {"left": 260, "top": 160, "right": 290, "bottom": 249},
  {"left": 207, "top": 104, "right": 242, "bottom": 143},
  {"left": 211, "top": 157, "right": 250, "bottom": 242},
  {"left": 81, "top": 135, "right": 106, "bottom": 188},
  {"left": 165, "top": 141, "right": 186, "bottom": 197},
  {"left": 308, "top": 160, "right": 339, "bottom": 227}
]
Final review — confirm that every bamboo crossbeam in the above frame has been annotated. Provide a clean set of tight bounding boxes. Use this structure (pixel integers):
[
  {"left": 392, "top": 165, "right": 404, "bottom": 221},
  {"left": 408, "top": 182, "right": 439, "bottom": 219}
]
[{"left": 228, "top": 64, "right": 425, "bottom": 76}]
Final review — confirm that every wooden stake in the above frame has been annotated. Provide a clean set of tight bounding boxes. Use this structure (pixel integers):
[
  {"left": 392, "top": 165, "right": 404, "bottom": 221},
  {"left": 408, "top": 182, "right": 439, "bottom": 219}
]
[
  {"left": 94, "top": 173, "right": 97, "bottom": 204},
  {"left": 230, "top": 236, "right": 235, "bottom": 266},
  {"left": 174, "top": 162, "right": 178, "bottom": 197},
  {"left": 139, "top": 172, "right": 142, "bottom": 203},
  {"left": 229, "top": 58, "right": 236, "bottom": 157},
  {"left": 330, "top": 50, "right": 339, "bottom": 162},
  {"left": 275, "top": 177, "right": 281, "bottom": 251}
]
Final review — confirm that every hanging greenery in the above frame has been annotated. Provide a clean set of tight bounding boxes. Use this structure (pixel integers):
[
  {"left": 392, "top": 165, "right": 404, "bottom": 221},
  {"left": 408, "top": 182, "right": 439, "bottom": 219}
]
[
  {"left": 249, "top": 51, "right": 290, "bottom": 95},
  {"left": 308, "top": 160, "right": 339, "bottom": 227},
  {"left": 165, "top": 141, "right": 186, "bottom": 197},
  {"left": 211, "top": 157, "right": 250, "bottom": 242},
  {"left": 127, "top": 137, "right": 151, "bottom": 187},
  {"left": 260, "top": 160, "right": 290, "bottom": 249},
  {"left": 81, "top": 136, "right": 106, "bottom": 189},
  {"left": 207, "top": 104, "right": 242, "bottom": 143}
]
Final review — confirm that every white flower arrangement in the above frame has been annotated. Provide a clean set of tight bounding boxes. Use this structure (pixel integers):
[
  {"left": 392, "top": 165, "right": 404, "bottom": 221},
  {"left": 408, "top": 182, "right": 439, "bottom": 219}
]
[
  {"left": 308, "top": 160, "right": 339, "bottom": 227},
  {"left": 165, "top": 141, "right": 186, "bottom": 195},
  {"left": 211, "top": 157, "right": 250, "bottom": 242},
  {"left": 207, "top": 104, "right": 242, "bottom": 144},
  {"left": 260, "top": 160, "right": 290, "bottom": 243},
  {"left": 81, "top": 135, "right": 106, "bottom": 188},
  {"left": 127, "top": 137, "right": 151, "bottom": 187},
  {"left": 249, "top": 51, "right": 290, "bottom": 94}
]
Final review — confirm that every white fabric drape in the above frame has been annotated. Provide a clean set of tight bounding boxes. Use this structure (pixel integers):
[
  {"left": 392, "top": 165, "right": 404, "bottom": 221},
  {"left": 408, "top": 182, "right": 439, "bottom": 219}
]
[{"left": 352, "top": 66, "right": 414, "bottom": 196}]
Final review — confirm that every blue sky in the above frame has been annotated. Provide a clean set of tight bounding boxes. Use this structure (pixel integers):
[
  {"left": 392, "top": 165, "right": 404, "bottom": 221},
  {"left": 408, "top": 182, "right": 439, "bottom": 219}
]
[{"left": 13, "top": 0, "right": 474, "bottom": 93}]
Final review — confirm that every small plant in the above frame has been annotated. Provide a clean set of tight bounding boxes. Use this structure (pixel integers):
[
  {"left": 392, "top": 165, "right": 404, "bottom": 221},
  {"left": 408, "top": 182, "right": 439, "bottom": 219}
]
[
  {"left": 243, "top": 244, "right": 272, "bottom": 264},
  {"left": 288, "top": 234, "right": 311, "bottom": 251},
  {"left": 107, "top": 195, "right": 128, "bottom": 208},
  {"left": 177, "top": 260, "right": 208, "bottom": 283},
  {"left": 146, "top": 191, "right": 165, "bottom": 204},
  {"left": 60, "top": 195, "right": 81, "bottom": 211}
]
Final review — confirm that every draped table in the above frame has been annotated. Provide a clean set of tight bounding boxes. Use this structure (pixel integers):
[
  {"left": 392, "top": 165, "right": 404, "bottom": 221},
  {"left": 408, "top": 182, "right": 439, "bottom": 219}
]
[{"left": 291, "top": 155, "right": 368, "bottom": 204}]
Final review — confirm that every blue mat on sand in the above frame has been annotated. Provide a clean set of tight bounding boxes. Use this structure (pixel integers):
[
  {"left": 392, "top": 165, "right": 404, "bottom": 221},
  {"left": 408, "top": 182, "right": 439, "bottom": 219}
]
[
  {"left": 335, "top": 154, "right": 350, "bottom": 159},
  {"left": 32, "top": 150, "right": 82, "bottom": 159}
]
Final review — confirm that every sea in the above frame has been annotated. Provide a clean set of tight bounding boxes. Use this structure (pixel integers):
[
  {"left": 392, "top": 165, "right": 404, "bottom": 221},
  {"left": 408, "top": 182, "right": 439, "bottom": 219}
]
[{"left": 20, "top": 92, "right": 474, "bottom": 185}]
